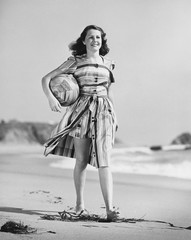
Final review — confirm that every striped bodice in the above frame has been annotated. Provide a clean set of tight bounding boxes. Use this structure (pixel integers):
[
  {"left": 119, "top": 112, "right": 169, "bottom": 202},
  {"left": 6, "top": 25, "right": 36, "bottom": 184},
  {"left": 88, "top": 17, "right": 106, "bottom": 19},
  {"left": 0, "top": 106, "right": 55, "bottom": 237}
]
[
  {"left": 74, "top": 64, "right": 109, "bottom": 96},
  {"left": 74, "top": 56, "right": 115, "bottom": 96}
]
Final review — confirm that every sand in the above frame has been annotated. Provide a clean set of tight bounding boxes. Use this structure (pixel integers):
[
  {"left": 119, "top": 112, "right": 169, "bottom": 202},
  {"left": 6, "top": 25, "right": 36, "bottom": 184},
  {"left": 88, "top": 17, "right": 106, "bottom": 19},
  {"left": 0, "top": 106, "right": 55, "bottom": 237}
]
[{"left": 0, "top": 145, "right": 191, "bottom": 240}]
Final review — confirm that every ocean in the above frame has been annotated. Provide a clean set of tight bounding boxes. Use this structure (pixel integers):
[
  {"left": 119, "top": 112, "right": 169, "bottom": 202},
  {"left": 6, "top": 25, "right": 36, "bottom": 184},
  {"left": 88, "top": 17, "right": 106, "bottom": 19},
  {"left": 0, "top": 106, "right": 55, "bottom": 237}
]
[{"left": 50, "top": 147, "right": 191, "bottom": 180}]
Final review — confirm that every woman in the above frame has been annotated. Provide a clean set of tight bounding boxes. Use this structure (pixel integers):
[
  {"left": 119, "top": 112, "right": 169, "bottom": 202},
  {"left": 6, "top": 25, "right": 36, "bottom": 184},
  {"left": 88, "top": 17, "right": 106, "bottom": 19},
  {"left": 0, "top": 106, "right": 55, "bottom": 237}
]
[{"left": 42, "top": 25, "right": 119, "bottom": 221}]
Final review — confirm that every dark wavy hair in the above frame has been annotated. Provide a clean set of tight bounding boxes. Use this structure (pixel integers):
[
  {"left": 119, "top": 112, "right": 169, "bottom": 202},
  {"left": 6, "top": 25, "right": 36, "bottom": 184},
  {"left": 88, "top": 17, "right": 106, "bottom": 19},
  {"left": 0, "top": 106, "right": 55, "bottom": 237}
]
[{"left": 69, "top": 25, "right": 110, "bottom": 56}]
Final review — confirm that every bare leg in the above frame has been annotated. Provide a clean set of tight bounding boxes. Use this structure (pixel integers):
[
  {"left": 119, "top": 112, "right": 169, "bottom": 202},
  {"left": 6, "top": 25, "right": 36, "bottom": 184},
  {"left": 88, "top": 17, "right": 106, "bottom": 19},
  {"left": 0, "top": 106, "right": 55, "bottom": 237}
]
[
  {"left": 73, "top": 138, "right": 91, "bottom": 214},
  {"left": 98, "top": 166, "right": 113, "bottom": 214}
]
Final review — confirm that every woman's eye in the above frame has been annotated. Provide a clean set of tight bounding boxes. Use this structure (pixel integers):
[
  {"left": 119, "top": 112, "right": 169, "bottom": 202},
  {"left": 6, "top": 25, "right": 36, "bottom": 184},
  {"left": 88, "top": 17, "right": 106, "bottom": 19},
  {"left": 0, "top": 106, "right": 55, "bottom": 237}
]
[{"left": 88, "top": 36, "right": 100, "bottom": 39}]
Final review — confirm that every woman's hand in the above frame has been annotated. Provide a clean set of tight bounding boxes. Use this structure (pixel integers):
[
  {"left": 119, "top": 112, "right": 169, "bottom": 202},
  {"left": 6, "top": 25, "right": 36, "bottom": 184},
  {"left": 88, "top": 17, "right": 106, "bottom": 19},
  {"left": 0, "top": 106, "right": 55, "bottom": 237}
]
[{"left": 48, "top": 96, "right": 62, "bottom": 112}]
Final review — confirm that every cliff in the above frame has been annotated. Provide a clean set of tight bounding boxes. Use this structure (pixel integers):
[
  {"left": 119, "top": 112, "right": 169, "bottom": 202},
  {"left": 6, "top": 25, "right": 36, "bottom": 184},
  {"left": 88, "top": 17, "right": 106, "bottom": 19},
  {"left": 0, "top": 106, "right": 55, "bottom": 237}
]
[
  {"left": 171, "top": 132, "right": 191, "bottom": 145},
  {"left": 0, "top": 120, "right": 56, "bottom": 145}
]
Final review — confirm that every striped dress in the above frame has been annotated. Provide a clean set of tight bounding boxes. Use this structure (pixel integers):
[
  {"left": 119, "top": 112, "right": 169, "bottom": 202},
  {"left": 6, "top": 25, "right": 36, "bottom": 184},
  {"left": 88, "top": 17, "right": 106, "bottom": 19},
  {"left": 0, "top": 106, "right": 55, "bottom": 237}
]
[{"left": 44, "top": 55, "right": 117, "bottom": 168}]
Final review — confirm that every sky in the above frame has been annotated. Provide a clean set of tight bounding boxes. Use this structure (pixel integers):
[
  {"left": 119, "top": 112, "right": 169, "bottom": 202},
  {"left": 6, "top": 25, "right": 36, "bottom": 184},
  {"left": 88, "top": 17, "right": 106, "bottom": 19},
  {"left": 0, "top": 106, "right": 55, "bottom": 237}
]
[{"left": 1, "top": 0, "right": 191, "bottom": 146}]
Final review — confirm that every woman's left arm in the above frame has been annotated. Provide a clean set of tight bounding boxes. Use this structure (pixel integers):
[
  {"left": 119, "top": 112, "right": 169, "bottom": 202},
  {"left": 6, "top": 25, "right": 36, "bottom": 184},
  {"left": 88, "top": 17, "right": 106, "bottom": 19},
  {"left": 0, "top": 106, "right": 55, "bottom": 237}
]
[
  {"left": 108, "top": 84, "right": 115, "bottom": 105},
  {"left": 108, "top": 84, "right": 118, "bottom": 130}
]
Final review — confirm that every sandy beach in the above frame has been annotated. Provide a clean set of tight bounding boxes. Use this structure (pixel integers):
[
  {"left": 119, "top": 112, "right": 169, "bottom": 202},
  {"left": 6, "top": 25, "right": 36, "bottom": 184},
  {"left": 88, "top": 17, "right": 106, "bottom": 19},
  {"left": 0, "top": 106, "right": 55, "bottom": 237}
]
[{"left": 0, "top": 145, "right": 191, "bottom": 240}]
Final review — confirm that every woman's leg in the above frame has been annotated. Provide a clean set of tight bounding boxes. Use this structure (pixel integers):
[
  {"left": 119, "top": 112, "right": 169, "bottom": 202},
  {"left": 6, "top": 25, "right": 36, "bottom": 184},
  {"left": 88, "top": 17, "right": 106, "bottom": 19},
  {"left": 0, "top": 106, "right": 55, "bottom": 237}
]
[
  {"left": 98, "top": 166, "right": 113, "bottom": 214},
  {"left": 73, "top": 138, "right": 91, "bottom": 214}
]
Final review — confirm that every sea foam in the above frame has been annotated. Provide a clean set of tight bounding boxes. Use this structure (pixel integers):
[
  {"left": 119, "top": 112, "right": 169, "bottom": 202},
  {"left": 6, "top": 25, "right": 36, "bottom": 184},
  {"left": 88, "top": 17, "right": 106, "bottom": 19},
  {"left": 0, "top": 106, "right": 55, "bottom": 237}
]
[{"left": 50, "top": 147, "right": 191, "bottom": 180}]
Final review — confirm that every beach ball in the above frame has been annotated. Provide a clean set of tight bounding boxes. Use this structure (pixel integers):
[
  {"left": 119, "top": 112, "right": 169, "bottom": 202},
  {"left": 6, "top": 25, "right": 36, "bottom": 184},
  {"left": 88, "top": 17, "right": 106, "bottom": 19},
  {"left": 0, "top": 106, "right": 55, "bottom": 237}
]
[{"left": 49, "top": 74, "right": 79, "bottom": 106}]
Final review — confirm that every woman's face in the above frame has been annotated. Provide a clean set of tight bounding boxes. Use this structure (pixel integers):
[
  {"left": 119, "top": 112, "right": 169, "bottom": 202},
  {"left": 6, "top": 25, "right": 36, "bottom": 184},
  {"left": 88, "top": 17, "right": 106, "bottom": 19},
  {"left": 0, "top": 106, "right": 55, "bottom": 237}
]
[{"left": 83, "top": 29, "right": 102, "bottom": 53}]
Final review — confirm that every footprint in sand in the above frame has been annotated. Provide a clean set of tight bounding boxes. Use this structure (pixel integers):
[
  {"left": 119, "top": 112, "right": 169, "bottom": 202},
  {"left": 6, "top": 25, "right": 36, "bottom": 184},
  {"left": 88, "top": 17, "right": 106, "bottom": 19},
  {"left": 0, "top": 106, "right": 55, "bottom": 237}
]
[{"left": 28, "top": 190, "right": 64, "bottom": 204}]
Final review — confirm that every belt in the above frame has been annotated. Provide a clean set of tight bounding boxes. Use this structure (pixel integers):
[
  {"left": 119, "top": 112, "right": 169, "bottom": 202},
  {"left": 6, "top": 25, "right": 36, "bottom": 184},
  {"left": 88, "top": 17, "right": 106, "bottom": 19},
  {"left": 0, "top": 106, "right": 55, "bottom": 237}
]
[{"left": 80, "top": 90, "right": 108, "bottom": 98}]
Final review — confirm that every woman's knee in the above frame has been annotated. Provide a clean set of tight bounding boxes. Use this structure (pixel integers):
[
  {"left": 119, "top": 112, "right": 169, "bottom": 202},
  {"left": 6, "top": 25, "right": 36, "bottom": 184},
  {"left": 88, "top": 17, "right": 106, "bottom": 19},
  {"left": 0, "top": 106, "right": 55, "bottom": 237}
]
[{"left": 75, "top": 157, "right": 88, "bottom": 169}]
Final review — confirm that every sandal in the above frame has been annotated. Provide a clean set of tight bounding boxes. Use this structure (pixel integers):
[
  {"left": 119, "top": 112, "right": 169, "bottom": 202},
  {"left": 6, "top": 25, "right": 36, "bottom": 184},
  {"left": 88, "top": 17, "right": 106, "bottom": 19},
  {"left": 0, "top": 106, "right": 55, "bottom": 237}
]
[
  {"left": 78, "top": 209, "right": 89, "bottom": 216},
  {"left": 58, "top": 209, "right": 89, "bottom": 220},
  {"left": 107, "top": 208, "right": 120, "bottom": 222}
]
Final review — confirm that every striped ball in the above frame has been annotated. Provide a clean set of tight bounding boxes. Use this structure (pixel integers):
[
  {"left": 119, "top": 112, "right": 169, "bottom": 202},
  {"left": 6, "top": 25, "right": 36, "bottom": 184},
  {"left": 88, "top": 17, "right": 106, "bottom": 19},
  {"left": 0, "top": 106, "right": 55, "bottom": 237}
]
[{"left": 49, "top": 74, "right": 79, "bottom": 106}]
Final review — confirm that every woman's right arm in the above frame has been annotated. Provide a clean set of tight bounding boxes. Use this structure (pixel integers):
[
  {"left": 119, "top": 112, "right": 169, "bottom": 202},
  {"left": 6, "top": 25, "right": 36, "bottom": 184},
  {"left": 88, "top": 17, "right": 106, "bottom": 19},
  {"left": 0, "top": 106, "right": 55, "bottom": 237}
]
[
  {"left": 41, "top": 68, "right": 63, "bottom": 112},
  {"left": 42, "top": 56, "right": 76, "bottom": 112}
]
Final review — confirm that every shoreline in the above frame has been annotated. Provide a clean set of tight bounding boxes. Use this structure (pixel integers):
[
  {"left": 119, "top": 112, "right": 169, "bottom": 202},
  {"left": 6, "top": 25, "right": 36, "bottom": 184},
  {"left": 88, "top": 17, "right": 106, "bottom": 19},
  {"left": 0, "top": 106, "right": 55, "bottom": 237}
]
[{"left": 1, "top": 143, "right": 191, "bottom": 181}]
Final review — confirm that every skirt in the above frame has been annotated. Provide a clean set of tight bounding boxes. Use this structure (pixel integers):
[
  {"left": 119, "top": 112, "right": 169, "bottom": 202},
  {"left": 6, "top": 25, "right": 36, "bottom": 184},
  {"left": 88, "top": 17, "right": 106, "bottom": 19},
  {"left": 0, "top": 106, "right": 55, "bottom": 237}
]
[{"left": 44, "top": 93, "right": 117, "bottom": 168}]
